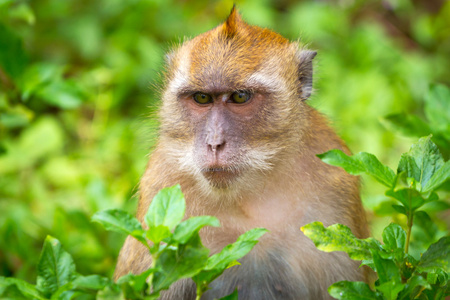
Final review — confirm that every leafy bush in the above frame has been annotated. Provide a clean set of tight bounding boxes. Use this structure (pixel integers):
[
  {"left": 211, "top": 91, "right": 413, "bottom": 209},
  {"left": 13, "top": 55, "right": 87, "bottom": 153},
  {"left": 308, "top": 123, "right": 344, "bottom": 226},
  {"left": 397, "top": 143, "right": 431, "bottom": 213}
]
[
  {"left": 0, "top": 185, "right": 267, "bottom": 299},
  {"left": 303, "top": 136, "right": 449, "bottom": 299}
]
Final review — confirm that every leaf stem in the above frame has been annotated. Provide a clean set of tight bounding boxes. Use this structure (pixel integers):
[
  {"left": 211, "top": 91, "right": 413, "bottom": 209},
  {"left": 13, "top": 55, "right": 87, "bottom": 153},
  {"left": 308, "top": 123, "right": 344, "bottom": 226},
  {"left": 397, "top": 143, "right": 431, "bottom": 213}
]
[
  {"left": 405, "top": 214, "right": 413, "bottom": 254},
  {"left": 405, "top": 188, "right": 414, "bottom": 254}
]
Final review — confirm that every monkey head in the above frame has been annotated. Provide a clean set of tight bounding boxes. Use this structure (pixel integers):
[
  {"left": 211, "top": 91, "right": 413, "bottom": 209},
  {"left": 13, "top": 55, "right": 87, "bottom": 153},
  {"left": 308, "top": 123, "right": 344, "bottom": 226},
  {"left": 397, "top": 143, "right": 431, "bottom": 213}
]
[{"left": 158, "top": 7, "right": 316, "bottom": 197}]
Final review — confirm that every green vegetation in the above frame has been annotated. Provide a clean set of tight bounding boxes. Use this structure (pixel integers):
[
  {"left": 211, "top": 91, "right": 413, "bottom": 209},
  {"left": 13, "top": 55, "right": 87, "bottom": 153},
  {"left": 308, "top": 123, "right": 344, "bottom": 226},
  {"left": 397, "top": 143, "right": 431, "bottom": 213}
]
[
  {"left": 0, "top": 0, "right": 449, "bottom": 299},
  {"left": 0, "top": 185, "right": 266, "bottom": 299},
  {"left": 304, "top": 135, "right": 449, "bottom": 299}
]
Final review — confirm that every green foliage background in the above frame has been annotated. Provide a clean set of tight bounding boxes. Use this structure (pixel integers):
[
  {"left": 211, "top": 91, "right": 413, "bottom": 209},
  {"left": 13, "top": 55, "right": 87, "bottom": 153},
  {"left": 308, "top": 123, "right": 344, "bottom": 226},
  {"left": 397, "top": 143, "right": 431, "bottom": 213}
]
[{"left": 1, "top": 0, "right": 449, "bottom": 283}]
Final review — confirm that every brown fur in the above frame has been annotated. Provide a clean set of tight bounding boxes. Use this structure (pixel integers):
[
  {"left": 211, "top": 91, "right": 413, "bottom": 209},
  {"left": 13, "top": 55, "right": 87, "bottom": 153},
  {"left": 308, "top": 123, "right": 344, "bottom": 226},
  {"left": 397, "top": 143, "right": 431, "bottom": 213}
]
[{"left": 115, "top": 7, "right": 368, "bottom": 300}]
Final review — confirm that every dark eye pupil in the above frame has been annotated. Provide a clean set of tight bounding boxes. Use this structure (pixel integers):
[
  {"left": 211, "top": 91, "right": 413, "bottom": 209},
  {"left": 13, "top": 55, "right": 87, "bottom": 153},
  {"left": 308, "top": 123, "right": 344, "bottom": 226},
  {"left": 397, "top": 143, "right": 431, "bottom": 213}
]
[
  {"left": 194, "top": 93, "right": 211, "bottom": 104},
  {"left": 233, "top": 91, "right": 250, "bottom": 103}
]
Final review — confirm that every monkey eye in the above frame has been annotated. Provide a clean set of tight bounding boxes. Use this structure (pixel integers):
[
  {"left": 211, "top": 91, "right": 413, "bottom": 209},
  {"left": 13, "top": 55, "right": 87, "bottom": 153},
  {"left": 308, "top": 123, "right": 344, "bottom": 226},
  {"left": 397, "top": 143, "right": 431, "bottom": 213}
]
[
  {"left": 193, "top": 92, "right": 212, "bottom": 104},
  {"left": 231, "top": 91, "right": 251, "bottom": 104}
]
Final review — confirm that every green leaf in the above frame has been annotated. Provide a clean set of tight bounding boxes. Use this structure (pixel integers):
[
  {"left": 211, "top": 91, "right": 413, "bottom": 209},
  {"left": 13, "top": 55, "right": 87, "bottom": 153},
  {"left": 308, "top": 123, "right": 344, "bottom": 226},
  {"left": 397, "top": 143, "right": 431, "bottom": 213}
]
[
  {"left": 36, "top": 79, "right": 85, "bottom": 109},
  {"left": 0, "top": 277, "right": 46, "bottom": 299},
  {"left": 36, "top": 236, "right": 77, "bottom": 297},
  {"left": 382, "top": 113, "right": 432, "bottom": 138},
  {"left": 72, "top": 274, "right": 111, "bottom": 290},
  {"left": 328, "top": 281, "right": 382, "bottom": 299},
  {"left": 0, "top": 22, "right": 28, "bottom": 83},
  {"left": 145, "top": 184, "right": 185, "bottom": 231},
  {"left": 422, "top": 161, "right": 450, "bottom": 193},
  {"left": 301, "top": 222, "right": 377, "bottom": 260},
  {"left": 392, "top": 205, "right": 407, "bottom": 215},
  {"left": 385, "top": 188, "right": 425, "bottom": 212},
  {"left": 116, "top": 268, "right": 154, "bottom": 293},
  {"left": 92, "top": 209, "right": 146, "bottom": 244},
  {"left": 219, "top": 288, "right": 239, "bottom": 300},
  {"left": 397, "top": 275, "right": 431, "bottom": 300},
  {"left": 381, "top": 223, "right": 406, "bottom": 263},
  {"left": 397, "top": 136, "right": 445, "bottom": 192},
  {"left": 417, "top": 236, "right": 450, "bottom": 273},
  {"left": 412, "top": 211, "right": 443, "bottom": 251},
  {"left": 317, "top": 150, "right": 395, "bottom": 187},
  {"left": 371, "top": 250, "right": 403, "bottom": 299},
  {"left": 146, "top": 224, "right": 171, "bottom": 244},
  {"left": 382, "top": 223, "right": 406, "bottom": 251},
  {"left": 193, "top": 228, "right": 267, "bottom": 286},
  {"left": 152, "top": 233, "right": 209, "bottom": 292},
  {"left": 425, "top": 84, "right": 450, "bottom": 131},
  {"left": 205, "top": 228, "right": 267, "bottom": 271},
  {"left": 376, "top": 281, "right": 405, "bottom": 300},
  {"left": 172, "top": 216, "right": 220, "bottom": 244}
]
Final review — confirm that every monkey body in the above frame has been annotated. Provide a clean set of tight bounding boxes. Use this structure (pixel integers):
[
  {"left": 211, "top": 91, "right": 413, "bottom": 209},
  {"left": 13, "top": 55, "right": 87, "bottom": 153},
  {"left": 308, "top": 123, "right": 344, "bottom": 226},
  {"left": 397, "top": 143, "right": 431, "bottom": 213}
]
[{"left": 116, "top": 8, "right": 368, "bottom": 300}]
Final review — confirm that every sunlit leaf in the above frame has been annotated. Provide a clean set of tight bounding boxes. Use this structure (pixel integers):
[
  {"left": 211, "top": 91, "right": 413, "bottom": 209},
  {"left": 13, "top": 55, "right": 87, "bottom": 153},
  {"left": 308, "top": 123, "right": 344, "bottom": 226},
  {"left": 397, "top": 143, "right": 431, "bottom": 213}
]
[
  {"left": 328, "top": 281, "right": 383, "bottom": 299},
  {"left": 152, "top": 233, "right": 209, "bottom": 292},
  {"left": 397, "top": 136, "right": 445, "bottom": 191},
  {"left": 301, "top": 222, "right": 378, "bottom": 260},
  {"left": 417, "top": 236, "right": 449, "bottom": 273},
  {"left": 172, "top": 216, "right": 220, "bottom": 244},
  {"left": 145, "top": 185, "right": 185, "bottom": 231},
  {"left": 36, "top": 236, "right": 76, "bottom": 297},
  {"left": 317, "top": 150, "right": 395, "bottom": 187},
  {"left": 0, "top": 277, "right": 46, "bottom": 299},
  {"left": 92, "top": 209, "right": 146, "bottom": 244}
]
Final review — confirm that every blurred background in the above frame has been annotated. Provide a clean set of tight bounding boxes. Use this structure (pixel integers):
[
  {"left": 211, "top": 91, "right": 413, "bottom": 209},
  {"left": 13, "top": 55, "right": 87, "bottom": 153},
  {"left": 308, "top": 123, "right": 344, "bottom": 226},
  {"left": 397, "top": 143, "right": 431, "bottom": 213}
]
[{"left": 0, "top": 0, "right": 449, "bottom": 281}]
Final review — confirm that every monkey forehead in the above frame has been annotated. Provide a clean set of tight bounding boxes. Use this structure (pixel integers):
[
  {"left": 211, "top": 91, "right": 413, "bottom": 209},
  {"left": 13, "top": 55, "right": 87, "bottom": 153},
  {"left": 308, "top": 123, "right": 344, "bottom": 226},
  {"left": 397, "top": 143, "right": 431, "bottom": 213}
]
[{"left": 185, "top": 24, "right": 294, "bottom": 89}]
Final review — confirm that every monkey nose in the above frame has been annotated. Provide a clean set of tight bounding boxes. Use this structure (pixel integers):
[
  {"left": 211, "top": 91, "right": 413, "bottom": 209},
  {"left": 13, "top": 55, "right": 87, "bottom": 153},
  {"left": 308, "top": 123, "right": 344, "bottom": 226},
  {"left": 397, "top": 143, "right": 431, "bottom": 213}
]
[{"left": 208, "top": 140, "right": 226, "bottom": 153}]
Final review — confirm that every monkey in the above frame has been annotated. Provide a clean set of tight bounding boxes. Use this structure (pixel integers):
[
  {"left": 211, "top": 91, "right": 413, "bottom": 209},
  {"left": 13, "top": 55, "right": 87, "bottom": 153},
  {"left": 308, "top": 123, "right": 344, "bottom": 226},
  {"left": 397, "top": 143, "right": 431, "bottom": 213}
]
[{"left": 115, "top": 7, "right": 369, "bottom": 300}]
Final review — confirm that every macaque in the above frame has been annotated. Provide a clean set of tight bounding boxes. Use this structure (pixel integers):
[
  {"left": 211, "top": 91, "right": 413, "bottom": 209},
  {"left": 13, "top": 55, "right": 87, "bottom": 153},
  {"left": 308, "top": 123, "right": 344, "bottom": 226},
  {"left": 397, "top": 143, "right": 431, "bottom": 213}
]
[{"left": 115, "top": 7, "right": 368, "bottom": 300}]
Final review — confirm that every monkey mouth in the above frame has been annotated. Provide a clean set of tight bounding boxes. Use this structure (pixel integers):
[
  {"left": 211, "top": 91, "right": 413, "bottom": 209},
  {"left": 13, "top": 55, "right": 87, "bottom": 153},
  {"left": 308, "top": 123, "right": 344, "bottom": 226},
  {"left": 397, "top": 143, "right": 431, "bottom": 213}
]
[{"left": 201, "top": 166, "right": 240, "bottom": 188}]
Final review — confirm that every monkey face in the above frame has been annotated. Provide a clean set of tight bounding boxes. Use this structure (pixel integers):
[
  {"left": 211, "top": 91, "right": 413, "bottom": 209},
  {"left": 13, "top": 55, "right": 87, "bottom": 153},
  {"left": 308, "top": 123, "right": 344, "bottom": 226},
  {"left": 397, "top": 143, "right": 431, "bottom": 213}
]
[{"left": 158, "top": 9, "right": 316, "bottom": 194}]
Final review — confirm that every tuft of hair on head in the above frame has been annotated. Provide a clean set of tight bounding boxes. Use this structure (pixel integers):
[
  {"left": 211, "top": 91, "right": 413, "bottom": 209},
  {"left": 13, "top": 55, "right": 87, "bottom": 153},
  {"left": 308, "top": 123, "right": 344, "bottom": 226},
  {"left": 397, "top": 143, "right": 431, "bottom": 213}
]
[{"left": 222, "top": 5, "right": 244, "bottom": 38}]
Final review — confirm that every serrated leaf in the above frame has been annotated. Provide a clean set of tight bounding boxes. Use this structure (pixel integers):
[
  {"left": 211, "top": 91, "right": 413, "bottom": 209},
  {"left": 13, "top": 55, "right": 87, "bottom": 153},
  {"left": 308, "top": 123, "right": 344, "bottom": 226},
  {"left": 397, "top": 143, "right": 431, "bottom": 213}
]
[
  {"left": 382, "top": 223, "right": 406, "bottom": 252},
  {"left": 417, "top": 236, "right": 450, "bottom": 273},
  {"left": 219, "top": 288, "right": 238, "bottom": 300},
  {"left": 371, "top": 250, "right": 402, "bottom": 288},
  {"left": 172, "top": 216, "right": 220, "bottom": 244},
  {"left": 328, "top": 281, "right": 382, "bottom": 299},
  {"left": 116, "top": 268, "right": 154, "bottom": 293},
  {"left": 397, "top": 136, "right": 445, "bottom": 192},
  {"left": 72, "top": 274, "right": 111, "bottom": 290},
  {"left": 397, "top": 275, "right": 431, "bottom": 300},
  {"left": 92, "top": 209, "right": 146, "bottom": 244},
  {"left": 0, "top": 277, "right": 46, "bottom": 299},
  {"left": 317, "top": 150, "right": 395, "bottom": 187},
  {"left": 385, "top": 188, "right": 425, "bottom": 211},
  {"left": 422, "top": 161, "right": 450, "bottom": 193},
  {"left": 301, "top": 222, "right": 377, "bottom": 260},
  {"left": 36, "top": 236, "right": 76, "bottom": 297},
  {"left": 205, "top": 228, "right": 267, "bottom": 271},
  {"left": 152, "top": 233, "right": 209, "bottom": 292},
  {"left": 376, "top": 281, "right": 405, "bottom": 300},
  {"left": 392, "top": 205, "right": 407, "bottom": 215},
  {"left": 193, "top": 228, "right": 267, "bottom": 286},
  {"left": 145, "top": 185, "right": 185, "bottom": 231},
  {"left": 146, "top": 225, "right": 171, "bottom": 244}
]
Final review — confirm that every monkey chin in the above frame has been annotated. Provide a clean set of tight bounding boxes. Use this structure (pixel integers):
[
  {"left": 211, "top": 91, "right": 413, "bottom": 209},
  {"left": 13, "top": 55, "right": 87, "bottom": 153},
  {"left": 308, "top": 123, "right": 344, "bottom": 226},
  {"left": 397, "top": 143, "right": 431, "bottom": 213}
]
[{"left": 201, "top": 167, "right": 241, "bottom": 189}]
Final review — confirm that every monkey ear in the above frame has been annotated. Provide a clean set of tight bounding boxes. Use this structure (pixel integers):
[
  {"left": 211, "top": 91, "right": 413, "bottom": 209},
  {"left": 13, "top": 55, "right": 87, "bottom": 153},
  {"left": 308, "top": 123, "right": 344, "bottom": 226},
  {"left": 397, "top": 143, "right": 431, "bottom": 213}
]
[{"left": 297, "top": 50, "right": 317, "bottom": 100}]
